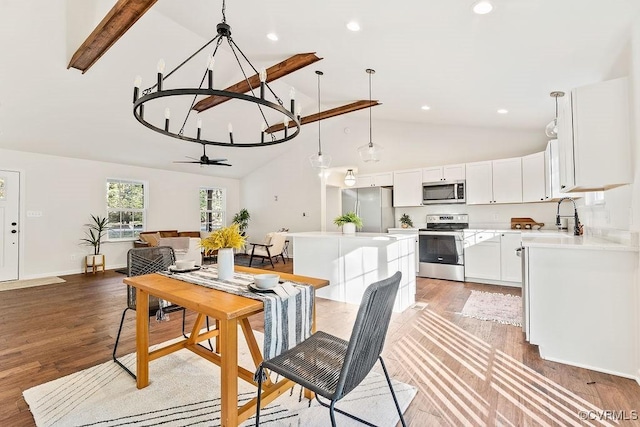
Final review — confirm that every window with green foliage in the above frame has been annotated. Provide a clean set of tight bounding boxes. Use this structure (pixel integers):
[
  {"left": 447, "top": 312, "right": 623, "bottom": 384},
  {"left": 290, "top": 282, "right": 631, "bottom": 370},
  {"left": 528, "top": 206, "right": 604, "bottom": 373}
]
[
  {"left": 107, "top": 179, "right": 146, "bottom": 239},
  {"left": 0, "top": 178, "right": 5, "bottom": 200},
  {"left": 200, "top": 188, "right": 225, "bottom": 232}
]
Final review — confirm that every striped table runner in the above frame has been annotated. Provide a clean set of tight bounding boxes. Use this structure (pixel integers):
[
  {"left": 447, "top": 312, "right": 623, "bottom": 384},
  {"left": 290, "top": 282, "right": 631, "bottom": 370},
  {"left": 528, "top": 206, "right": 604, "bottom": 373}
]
[{"left": 159, "top": 266, "right": 313, "bottom": 360}]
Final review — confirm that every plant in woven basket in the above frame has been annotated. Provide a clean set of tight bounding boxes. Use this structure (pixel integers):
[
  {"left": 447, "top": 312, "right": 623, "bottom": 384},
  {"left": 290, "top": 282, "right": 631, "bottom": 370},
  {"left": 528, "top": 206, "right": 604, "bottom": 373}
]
[
  {"left": 201, "top": 223, "right": 247, "bottom": 251},
  {"left": 399, "top": 213, "right": 414, "bottom": 228}
]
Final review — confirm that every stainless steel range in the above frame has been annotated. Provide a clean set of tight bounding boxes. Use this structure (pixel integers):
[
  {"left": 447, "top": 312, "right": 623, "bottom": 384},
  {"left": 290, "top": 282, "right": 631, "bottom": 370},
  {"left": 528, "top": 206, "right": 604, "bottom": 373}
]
[{"left": 418, "top": 214, "right": 469, "bottom": 281}]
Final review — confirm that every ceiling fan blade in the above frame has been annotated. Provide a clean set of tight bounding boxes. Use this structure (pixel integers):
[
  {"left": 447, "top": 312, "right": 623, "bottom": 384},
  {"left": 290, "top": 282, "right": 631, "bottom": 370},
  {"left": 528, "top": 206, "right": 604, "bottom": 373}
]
[
  {"left": 206, "top": 161, "right": 232, "bottom": 167},
  {"left": 173, "top": 160, "right": 202, "bottom": 164}
]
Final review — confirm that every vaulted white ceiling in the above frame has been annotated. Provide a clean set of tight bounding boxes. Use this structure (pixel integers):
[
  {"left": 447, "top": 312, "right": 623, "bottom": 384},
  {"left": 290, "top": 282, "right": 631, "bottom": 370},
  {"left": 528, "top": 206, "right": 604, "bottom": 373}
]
[{"left": 1, "top": 0, "right": 639, "bottom": 178}]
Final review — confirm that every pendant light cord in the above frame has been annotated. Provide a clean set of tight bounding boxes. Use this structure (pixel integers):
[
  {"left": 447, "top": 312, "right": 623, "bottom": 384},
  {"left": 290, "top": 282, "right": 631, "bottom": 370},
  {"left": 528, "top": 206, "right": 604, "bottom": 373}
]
[
  {"left": 317, "top": 71, "right": 323, "bottom": 155},
  {"left": 367, "top": 69, "right": 375, "bottom": 148}
]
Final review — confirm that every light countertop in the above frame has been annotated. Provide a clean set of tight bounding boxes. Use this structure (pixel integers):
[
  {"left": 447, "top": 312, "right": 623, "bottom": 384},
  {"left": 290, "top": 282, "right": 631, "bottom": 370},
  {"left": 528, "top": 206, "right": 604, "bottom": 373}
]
[
  {"left": 288, "top": 231, "right": 414, "bottom": 241},
  {"left": 521, "top": 233, "right": 638, "bottom": 251}
]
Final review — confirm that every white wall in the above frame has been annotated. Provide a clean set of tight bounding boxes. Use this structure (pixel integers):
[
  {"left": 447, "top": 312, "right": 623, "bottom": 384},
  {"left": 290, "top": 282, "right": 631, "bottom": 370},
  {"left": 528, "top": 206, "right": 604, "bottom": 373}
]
[{"left": 0, "top": 148, "right": 239, "bottom": 279}]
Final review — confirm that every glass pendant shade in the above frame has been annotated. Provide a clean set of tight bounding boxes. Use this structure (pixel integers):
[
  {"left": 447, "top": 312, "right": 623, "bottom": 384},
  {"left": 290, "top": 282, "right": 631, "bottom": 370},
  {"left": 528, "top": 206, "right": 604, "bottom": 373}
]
[
  {"left": 545, "top": 118, "right": 558, "bottom": 138},
  {"left": 309, "top": 152, "right": 332, "bottom": 169},
  {"left": 344, "top": 169, "right": 356, "bottom": 186},
  {"left": 358, "top": 142, "right": 383, "bottom": 163},
  {"left": 545, "top": 91, "right": 565, "bottom": 139}
]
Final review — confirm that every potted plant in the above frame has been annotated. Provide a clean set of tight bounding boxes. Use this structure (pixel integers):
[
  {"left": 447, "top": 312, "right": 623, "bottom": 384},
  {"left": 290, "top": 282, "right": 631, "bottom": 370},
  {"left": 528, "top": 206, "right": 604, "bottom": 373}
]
[
  {"left": 232, "top": 208, "right": 251, "bottom": 235},
  {"left": 80, "top": 214, "right": 109, "bottom": 272},
  {"left": 334, "top": 212, "right": 363, "bottom": 235},
  {"left": 400, "top": 213, "right": 414, "bottom": 228},
  {"left": 201, "top": 223, "right": 247, "bottom": 280}
]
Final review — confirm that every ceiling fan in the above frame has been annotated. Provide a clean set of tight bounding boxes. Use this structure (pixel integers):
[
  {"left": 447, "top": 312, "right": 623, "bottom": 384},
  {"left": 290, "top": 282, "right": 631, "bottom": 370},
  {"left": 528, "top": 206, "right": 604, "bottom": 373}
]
[{"left": 174, "top": 143, "right": 232, "bottom": 167}]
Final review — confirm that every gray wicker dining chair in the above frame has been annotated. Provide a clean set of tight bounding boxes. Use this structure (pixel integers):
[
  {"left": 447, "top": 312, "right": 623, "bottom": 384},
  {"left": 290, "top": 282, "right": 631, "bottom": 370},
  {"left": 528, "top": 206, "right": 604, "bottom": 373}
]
[
  {"left": 112, "top": 246, "right": 213, "bottom": 378},
  {"left": 255, "top": 271, "right": 406, "bottom": 427}
]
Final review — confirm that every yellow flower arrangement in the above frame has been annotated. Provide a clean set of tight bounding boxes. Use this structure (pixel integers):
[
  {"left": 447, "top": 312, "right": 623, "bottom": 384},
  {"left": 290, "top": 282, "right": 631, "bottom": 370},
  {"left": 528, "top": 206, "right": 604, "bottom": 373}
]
[{"left": 201, "top": 223, "right": 246, "bottom": 251}]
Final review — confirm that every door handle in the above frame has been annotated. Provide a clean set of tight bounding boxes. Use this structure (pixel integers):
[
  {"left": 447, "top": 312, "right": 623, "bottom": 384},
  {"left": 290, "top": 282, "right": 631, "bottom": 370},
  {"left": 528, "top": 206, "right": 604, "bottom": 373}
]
[
  {"left": 11, "top": 222, "right": 17, "bottom": 226},
  {"left": 11, "top": 230, "right": 17, "bottom": 234}
]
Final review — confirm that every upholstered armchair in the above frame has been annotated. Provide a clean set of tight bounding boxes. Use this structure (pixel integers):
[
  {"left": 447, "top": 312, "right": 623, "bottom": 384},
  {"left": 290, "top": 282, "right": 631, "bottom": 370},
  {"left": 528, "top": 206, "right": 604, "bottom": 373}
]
[{"left": 248, "top": 232, "right": 287, "bottom": 268}]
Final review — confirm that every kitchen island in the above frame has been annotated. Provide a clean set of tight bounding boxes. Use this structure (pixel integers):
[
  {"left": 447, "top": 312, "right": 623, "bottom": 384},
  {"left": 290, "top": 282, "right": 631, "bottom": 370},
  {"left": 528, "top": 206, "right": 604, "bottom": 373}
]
[
  {"left": 289, "top": 232, "right": 416, "bottom": 312},
  {"left": 521, "top": 232, "right": 639, "bottom": 381}
]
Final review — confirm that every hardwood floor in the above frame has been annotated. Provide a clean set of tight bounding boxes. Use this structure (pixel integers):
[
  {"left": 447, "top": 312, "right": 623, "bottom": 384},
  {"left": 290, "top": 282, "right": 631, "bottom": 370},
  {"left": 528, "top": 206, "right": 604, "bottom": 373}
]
[{"left": 2, "top": 261, "right": 639, "bottom": 426}]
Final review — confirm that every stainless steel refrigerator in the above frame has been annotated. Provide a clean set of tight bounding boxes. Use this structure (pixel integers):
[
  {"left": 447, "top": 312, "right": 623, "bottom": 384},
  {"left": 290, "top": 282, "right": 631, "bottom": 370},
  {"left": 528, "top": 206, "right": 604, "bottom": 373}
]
[{"left": 341, "top": 187, "right": 395, "bottom": 233}]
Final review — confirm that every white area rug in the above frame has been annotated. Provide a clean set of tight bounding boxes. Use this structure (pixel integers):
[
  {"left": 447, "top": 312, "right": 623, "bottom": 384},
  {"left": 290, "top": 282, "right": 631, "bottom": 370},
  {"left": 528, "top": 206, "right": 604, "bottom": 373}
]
[
  {"left": 23, "top": 332, "right": 416, "bottom": 426},
  {"left": 0, "top": 276, "right": 65, "bottom": 291},
  {"left": 458, "top": 290, "right": 522, "bottom": 327}
]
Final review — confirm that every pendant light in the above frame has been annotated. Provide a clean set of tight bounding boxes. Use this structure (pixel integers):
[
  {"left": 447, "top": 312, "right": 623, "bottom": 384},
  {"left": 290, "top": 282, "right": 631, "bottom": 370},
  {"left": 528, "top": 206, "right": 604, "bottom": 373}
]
[
  {"left": 545, "top": 91, "right": 565, "bottom": 138},
  {"left": 309, "top": 71, "right": 332, "bottom": 169},
  {"left": 344, "top": 169, "right": 356, "bottom": 187},
  {"left": 358, "top": 68, "right": 383, "bottom": 162}
]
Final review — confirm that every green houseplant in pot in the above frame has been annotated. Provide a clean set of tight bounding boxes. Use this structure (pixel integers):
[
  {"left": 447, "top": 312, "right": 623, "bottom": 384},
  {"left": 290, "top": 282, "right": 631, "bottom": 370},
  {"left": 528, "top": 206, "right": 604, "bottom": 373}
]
[
  {"left": 80, "top": 214, "right": 109, "bottom": 272},
  {"left": 334, "top": 212, "right": 363, "bottom": 235},
  {"left": 232, "top": 208, "right": 250, "bottom": 235},
  {"left": 400, "top": 213, "right": 414, "bottom": 228}
]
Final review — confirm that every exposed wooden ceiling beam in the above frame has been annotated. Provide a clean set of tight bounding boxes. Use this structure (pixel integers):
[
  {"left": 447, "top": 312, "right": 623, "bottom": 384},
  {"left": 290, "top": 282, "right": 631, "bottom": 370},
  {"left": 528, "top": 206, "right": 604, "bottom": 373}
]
[
  {"left": 68, "top": 0, "right": 158, "bottom": 73},
  {"left": 265, "top": 100, "right": 381, "bottom": 133},
  {"left": 193, "top": 53, "right": 322, "bottom": 112}
]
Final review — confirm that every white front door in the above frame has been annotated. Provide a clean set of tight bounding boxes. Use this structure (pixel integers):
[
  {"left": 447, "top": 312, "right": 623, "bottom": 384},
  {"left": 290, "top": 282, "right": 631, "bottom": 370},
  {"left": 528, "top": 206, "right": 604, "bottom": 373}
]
[{"left": 0, "top": 170, "right": 20, "bottom": 281}]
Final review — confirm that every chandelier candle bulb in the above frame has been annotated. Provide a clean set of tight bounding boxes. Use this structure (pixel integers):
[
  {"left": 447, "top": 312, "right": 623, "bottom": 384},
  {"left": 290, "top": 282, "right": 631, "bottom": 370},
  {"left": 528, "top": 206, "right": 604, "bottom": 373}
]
[
  {"left": 133, "top": 76, "right": 142, "bottom": 102},
  {"left": 156, "top": 59, "right": 165, "bottom": 91},
  {"left": 228, "top": 123, "right": 233, "bottom": 144},
  {"left": 261, "top": 122, "right": 266, "bottom": 143},
  {"left": 164, "top": 108, "right": 170, "bottom": 131}
]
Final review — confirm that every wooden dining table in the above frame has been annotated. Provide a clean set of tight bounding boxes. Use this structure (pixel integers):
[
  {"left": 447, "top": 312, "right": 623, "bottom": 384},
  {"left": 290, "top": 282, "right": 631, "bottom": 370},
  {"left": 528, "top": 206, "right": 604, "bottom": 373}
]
[{"left": 123, "top": 265, "right": 328, "bottom": 427}]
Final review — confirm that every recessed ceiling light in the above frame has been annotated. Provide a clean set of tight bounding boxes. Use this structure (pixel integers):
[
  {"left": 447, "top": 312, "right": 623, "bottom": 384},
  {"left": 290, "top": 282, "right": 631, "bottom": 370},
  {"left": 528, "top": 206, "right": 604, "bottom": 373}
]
[
  {"left": 497, "top": 109, "right": 508, "bottom": 114},
  {"left": 472, "top": 1, "right": 493, "bottom": 14},
  {"left": 266, "top": 33, "right": 278, "bottom": 41},
  {"left": 421, "top": 105, "right": 431, "bottom": 111},
  {"left": 346, "top": 21, "right": 360, "bottom": 32}
]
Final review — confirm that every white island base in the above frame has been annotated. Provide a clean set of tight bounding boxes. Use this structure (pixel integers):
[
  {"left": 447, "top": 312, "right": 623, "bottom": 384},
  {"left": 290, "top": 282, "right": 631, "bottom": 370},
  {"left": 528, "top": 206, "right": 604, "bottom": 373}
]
[{"left": 289, "top": 232, "right": 416, "bottom": 312}]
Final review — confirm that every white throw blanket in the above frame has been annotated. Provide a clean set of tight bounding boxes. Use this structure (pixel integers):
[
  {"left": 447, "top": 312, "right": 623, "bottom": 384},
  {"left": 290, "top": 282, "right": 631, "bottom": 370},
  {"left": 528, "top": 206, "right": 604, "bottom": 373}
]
[{"left": 159, "top": 266, "right": 314, "bottom": 360}]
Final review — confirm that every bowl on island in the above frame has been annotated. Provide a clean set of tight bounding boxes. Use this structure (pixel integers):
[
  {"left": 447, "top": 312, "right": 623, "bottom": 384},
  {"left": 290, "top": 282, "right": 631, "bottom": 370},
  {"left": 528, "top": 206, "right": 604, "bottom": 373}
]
[{"left": 254, "top": 274, "right": 280, "bottom": 289}]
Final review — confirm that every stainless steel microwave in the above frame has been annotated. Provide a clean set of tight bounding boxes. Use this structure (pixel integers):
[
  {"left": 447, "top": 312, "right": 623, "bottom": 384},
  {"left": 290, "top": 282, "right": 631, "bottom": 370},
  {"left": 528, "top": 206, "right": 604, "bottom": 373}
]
[{"left": 422, "top": 180, "right": 465, "bottom": 204}]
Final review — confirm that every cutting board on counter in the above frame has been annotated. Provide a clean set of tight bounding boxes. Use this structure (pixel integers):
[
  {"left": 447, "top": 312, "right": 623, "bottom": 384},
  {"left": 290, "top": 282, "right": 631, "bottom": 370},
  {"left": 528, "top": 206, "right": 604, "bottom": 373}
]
[{"left": 510, "top": 217, "right": 544, "bottom": 230}]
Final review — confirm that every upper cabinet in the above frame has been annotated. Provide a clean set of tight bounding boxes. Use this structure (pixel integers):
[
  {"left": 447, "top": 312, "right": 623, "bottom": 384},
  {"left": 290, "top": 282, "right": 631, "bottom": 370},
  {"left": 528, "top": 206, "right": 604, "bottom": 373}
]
[
  {"left": 557, "top": 77, "right": 631, "bottom": 192},
  {"left": 352, "top": 172, "right": 393, "bottom": 188},
  {"left": 522, "top": 151, "right": 548, "bottom": 203},
  {"left": 422, "top": 164, "right": 465, "bottom": 183},
  {"left": 466, "top": 158, "right": 522, "bottom": 205},
  {"left": 393, "top": 169, "right": 423, "bottom": 207}
]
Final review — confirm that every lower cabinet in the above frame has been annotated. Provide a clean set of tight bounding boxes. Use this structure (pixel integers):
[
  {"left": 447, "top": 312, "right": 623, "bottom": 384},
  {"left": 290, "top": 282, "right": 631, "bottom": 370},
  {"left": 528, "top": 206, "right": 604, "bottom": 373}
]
[{"left": 464, "top": 230, "right": 522, "bottom": 286}]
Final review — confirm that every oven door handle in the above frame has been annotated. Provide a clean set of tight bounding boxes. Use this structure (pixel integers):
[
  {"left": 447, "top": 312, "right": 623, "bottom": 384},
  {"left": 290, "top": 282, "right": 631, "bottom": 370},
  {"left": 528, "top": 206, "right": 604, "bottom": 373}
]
[{"left": 419, "top": 231, "right": 463, "bottom": 238}]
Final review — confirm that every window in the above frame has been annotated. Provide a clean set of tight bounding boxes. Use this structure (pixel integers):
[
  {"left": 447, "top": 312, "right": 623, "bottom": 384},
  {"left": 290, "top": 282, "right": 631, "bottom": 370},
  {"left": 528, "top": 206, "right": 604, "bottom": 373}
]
[
  {"left": 0, "top": 178, "right": 4, "bottom": 199},
  {"left": 107, "top": 179, "right": 146, "bottom": 239},
  {"left": 200, "top": 188, "right": 225, "bottom": 232}
]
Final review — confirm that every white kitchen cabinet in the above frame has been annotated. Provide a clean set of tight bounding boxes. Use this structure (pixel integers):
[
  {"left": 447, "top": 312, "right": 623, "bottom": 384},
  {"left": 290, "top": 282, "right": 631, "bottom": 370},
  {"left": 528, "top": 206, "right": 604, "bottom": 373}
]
[
  {"left": 464, "top": 230, "right": 522, "bottom": 286},
  {"left": 522, "top": 151, "right": 547, "bottom": 202},
  {"left": 466, "top": 158, "right": 522, "bottom": 205},
  {"left": 463, "top": 232, "right": 500, "bottom": 280},
  {"left": 557, "top": 76, "right": 631, "bottom": 192},
  {"left": 525, "top": 244, "right": 637, "bottom": 378},
  {"left": 499, "top": 232, "right": 522, "bottom": 282},
  {"left": 422, "top": 164, "right": 465, "bottom": 183},
  {"left": 393, "top": 169, "right": 422, "bottom": 207},
  {"left": 352, "top": 172, "right": 393, "bottom": 188}
]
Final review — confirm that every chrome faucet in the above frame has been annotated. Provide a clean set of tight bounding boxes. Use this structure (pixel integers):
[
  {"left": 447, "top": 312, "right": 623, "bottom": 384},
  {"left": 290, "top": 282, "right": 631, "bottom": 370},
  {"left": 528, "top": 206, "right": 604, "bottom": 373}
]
[{"left": 556, "top": 197, "right": 582, "bottom": 236}]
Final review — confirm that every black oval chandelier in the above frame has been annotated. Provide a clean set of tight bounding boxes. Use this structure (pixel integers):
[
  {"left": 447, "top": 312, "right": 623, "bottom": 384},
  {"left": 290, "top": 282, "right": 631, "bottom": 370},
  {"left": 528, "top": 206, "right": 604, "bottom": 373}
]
[{"left": 132, "top": 0, "right": 301, "bottom": 148}]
